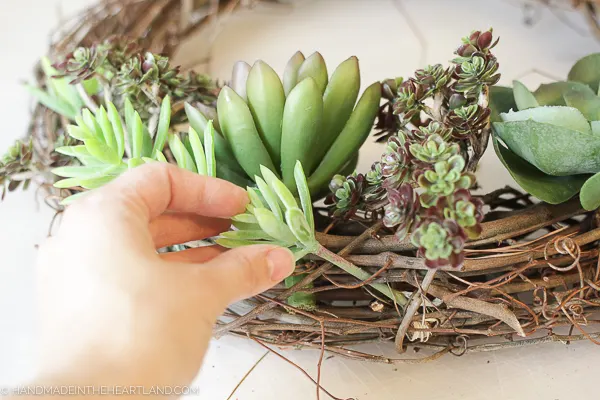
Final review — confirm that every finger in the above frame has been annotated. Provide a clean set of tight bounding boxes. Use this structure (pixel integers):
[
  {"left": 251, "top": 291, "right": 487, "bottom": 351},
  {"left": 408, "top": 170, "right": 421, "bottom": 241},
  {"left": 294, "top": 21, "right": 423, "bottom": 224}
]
[
  {"left": 160, "top": 246, "right": 226, "bottom": 263},
  {"left": 67, "top": 163, "right": 248, "bottom": 224},
  {"left": 150, "top": 213, "right": 231, "bottom": 248},
  {"left": 196, "top": 245, "right": 295, "bottom": 307}
]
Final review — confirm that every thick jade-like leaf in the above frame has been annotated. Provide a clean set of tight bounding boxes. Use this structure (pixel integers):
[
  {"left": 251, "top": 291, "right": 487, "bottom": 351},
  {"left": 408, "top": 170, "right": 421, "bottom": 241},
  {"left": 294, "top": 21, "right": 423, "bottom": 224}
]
[
  {"left": 499, "top": 106, "right": 590, "bottom": 134},
  {"left": 489, "top": 86, "right": 517, "bottom": 123},
  {"left": 534, "top": 81, "right": 593, "bottom": 106},
  {"left": 580, "top": 172, "right": 600, "bottom": 210},
  {"left": 513, "top": 80, "right": 538, "bottom": 110},
  {"left": 493, "top": 119, "right": 600, "bottom": 176},
  {"left": 568, "top": 53, "right": 600, "bottom": 93},
  {"left": 492, "top": 136, "right": 588, "bottom": 204},
  {"left": 563, "top": 85, "right": 600, "bottom": 121}
]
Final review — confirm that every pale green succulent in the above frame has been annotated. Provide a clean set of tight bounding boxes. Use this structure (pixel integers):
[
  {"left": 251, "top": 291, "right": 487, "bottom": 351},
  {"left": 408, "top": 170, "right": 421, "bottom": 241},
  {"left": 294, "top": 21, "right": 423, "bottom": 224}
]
[
  {"left": 51, "top": 96, "right": 218, "bottom": 204},
  {"left": 417, "top": 155, "right": 475, "bottom": 207},
  {"left": 491, "top": 52, "right": 600, "bottom": 210},
  {"left": 218, "top": 162, "right": 407, "bottom": 306}
]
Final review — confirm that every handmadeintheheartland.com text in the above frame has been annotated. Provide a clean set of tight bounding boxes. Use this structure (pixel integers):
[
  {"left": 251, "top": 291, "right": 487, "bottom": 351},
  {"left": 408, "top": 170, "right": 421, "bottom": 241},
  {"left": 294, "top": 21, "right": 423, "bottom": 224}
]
[{"left": 2, "top": 386, "right": 200, "bottom": 396}]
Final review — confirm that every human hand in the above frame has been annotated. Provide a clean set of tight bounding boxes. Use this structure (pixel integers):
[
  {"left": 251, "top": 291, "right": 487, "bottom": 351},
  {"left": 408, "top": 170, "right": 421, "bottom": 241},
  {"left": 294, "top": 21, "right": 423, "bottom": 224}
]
[{"left": 33, "top": 163, "right": 295, "bottom": 390}]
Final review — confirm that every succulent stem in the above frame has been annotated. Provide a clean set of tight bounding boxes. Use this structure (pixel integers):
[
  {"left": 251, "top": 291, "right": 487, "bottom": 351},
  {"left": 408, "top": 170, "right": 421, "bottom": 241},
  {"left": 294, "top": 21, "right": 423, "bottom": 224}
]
[{"left": 314, "top": 244, "right": 408, "bottom": 306}]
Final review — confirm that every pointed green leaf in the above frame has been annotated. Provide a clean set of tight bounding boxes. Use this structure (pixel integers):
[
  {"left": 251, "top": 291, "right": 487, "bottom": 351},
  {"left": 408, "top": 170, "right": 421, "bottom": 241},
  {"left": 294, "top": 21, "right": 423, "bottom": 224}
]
[
  {"left": 568, "top": 53, "right": 600, "bottom": 93},
  {"left": 131, "top": 112, "right": 144, "bottom": 158},
  {"left": 155, "top": 151, "right": 168, "bottom": 163},
  {"left": 84, "top": 137, "right": 120, "bottom": 165},
  {"left": 124, "top": 98, "right": 136, "bottom": 154},
  {"left": 152, "top": 95, "right": 171, "bottom": 157},
  {"left": 255, "top": 176, "right": 282, "bottom": 220},
  {"left": 534, "top": 81, "right": 592, "bottom": 106},
  {"left": 55, "top": 145, "right": 102, "bottom": 166},
  {"left": 168, "top": 134, "right": 197, "bottom": 173},
  {"left": 512, "top": 80, "right": 538, "bottom": 110},
  {"left": 260, "top": 165, "right": 298, "bottom": 210},
  {"left": 285, "top": 207, "right": 314, "bottom": 246},
  {"left": 52, "top": 165, "right": 124, "bottom": 178},
  {"left": 492, "top": 136, "right": 588, "bottom": 204},
  {"left": 128, "top": 158, "right": 145, "bottom": 169},
  {"left": 82, "top": 108, "right": 105, "bottom": 142},
  {"left": 563, "top": 85, "right": 600, "bottom": 121},
  {"left": 231, "top": 213, "right": 258, "bottom": 224},
  {"left": 66, "top": 125, "right": 90, "bottom": 141},
  {"left": 247, "top": 187, "right": 265, "bottom": 208},
  {"left": 24, "top": 84, "right": 78, "bottom": 120},
  {"left": 221, "top": 230, "right": 274, "bottom": 241},
  {"left": 216, "top": 238, "right": 278, "bottom": 248},
  {"left": 489, "top": 86, "right": 517, "bottom": 123},
  {"left": 500, "top": 106, "right": 590, "bottom": 134},
  {"left": 232, "top": 221, "right": 261, "bottom": 231},
  {"left": 96, "top": 106, "right": 118, "bottom": 151},
  {"left": 107, "top": 102, "right": 125, "bottom": 158},
  {"left": 41, "top": 57, "right": 83, "bottom": 111},
  {"left": 204, "top": 120, "right": 216, "bottom": 178},
  {"left": 59, "top": 191, "right": 88, "bottom": 206},
  {"left": 294, "top": 161, "right": 314, "bottom": 231},
  {"left": 188, "top": 127, "right": 207, "bottom": 175},
  {"left": 253, "top": 207, "right": 297, "bottom": 245},
  {"left": 494, "top": 119, "right": 600, "bottom": 175},
  {"left": 580, "top": 172, "right": 600, "bottom": 211}
]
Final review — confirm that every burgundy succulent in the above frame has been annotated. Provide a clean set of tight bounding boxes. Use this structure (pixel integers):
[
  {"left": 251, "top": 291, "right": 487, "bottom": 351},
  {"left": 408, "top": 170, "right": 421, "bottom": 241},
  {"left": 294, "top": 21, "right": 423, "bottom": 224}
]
[{"left": 383, "top": 184, "right": 420, "bottom": 240}]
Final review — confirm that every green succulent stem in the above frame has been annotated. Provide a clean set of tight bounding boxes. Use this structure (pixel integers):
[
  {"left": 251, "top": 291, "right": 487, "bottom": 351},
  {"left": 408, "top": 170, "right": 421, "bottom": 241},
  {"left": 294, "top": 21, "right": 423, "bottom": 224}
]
[{"left": 313, "top": 244, "right": 408, "bottom": 306}]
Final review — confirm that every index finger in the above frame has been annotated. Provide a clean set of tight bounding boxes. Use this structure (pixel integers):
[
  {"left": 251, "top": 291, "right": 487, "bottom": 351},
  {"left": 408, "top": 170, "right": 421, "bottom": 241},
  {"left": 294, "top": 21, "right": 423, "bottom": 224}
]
[{"left": 74, "top": 163, "right": 249, "bottom": 221}]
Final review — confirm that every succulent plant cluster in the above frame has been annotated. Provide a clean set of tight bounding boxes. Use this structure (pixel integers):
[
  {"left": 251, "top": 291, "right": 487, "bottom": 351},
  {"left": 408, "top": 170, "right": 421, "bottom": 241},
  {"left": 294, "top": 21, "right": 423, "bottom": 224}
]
[
  {"left": 328, "top": 29, "right": 498, "bottom": 269},
  {"left": 0, "top": 139, "right": 34, "bottom": 200},
  {"left": 490, "top": 53, "right": 600, "bottom": 211},
  {"left": 50, "top": 36, "right": 217, "bottom": 121},
  {"left": 191, "top": 51, "right": 381, "bottom": 198}
]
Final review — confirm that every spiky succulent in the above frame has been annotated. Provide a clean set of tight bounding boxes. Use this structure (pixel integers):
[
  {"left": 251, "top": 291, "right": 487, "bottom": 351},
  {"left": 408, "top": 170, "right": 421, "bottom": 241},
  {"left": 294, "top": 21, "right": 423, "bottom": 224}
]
[
  {"left": 192, "top": 51, "right": 381, "bottom": 198},
  {"left": 491, "top": 52, "right": 600, "bottom": 211},
  {"left": 219, "top": 162, "right": 407, "bottom": 306},
  {"left": 48, "top": 97, "right": 219, "bottom": 204}
]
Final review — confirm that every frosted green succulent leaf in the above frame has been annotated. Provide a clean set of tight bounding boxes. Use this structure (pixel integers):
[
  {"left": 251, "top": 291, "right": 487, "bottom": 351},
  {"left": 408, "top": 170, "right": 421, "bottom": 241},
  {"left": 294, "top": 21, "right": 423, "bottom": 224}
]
[
  {"left": 216, "top": 238, "right": 273, "bottom": 248},
  {"left": 499, "top": 106, "right": 590, "bottom": 134},
  {"left": 59, "top": 191, "right": 88, "bottom": 206},
  {"left": 492, "top": 137, "right": 587, "bottom": 204},
  {"left": 168, "top": 134, "right": 197, "bottom": 173},
  {"left": 221, "top": 230, "right": 273, "bottom": 241},
  {"left": 188, "top": 127, "right": 207, "bottom": 175},
  {"left": 231, "top": 213, "right": 258, "bottom": 224},
  {"left": 55, "top": 145, "right": 102, "bottom": 166},
  {"left": 580, "top": 172, "right": 600, "bottom": 211},
  {"left": 24, "top": 84, "right": 78, "bottom": 120},
  {"left": 270, "top": 177, "right": 299, "bottom": 211},
  {"left": 107, "top": 102, "right": 125, "bottom": 158},
  {"left": 255, "top": 176, "right": 282, "bottom": 220},
  {"left": 232, "top": 221, "right": 261, "bottom": 231},
  {"left": 493, "top": 120, "right": 600, "bottom": 176},
  {"left": 52, "top": 164, "right": 124, "bottom": 178},
  {"left": 253, "top": 207, "right": 297, "bottom": 245},
  {"left": 128, "top": 158, "right": 145, "bottom": 169},
  {"left": 152, "top": 95, "right": 171, "bottom": 157},
  {"left": 155, "top": 151, "right": 168, "bottom": 163},
  {"left": 294, "top": 161, "right": 314, "bottom": 231},
  {"left": 204, "top": 120, "right": 216, "bottom": 177},
  {"left": 131, "top": 112, "right": 144, "bottom": 158},
  {"left": 489, "top": 86, "right": 517, "bottom": 123},
  {"left": 568, "top": 53, "right": 600, "bottom": 93},
  {"left": 66, "top": 125, "right": 89, "bottom": 141},
  {"left": 54, "top": 175, "right": 115, "bottom": 190},
  {"left": 285, "top": 207, "right": 314, "bottom": 246},
  {"left": 84, "top": 136, "right": 120, "bottom": 165},
  {"left": 247, "top": 187, "right": 265, "bottom": 208},
  {"left": 512, "top": 80, "right": 538, "bottom": 110},
  {"left": 534, "top": 81, "right": 592, "bottom": 106},
  {"left": 563, "top": 85, "right": 600, "bottom": 121},
  {"left": 82, "top": 109, "right": 105, "bottom": 141},
  {"left": 96, "top": 106, "right": 118, "bottom": 151}
]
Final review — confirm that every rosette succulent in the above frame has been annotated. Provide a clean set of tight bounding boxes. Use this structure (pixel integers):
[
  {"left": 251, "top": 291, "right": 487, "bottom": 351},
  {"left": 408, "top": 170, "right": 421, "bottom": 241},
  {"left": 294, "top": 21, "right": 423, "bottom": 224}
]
[
  {"left": 411, "top": 217, "right": 467, "bottom": 269},
  {"left": 193, "top": 51, "right": 381, "bottom": 197},
  {"left": 490, "top": 53, "right": 600, "bottom": 210},
  {"left": 416, "top": 155, "right": 475, "bottom": 207}
]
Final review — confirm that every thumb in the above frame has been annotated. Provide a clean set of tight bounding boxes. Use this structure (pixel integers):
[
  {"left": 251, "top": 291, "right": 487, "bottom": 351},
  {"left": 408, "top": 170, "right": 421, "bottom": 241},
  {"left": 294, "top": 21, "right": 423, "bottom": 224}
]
[{"left": 200, "top": 244, "right": 295, "bottom": 307}]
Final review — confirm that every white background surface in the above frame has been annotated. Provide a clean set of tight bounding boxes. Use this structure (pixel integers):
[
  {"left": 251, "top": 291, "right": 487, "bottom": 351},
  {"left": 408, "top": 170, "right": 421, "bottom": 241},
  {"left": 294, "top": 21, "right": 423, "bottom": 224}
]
[{"left": 1, "top": 1, "right": 599, "bottom": 399}]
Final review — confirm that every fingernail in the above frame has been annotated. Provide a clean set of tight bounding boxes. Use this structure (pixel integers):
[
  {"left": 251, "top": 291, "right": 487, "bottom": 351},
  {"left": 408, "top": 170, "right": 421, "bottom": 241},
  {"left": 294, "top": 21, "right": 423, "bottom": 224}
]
[{"left": 266, "top": 247, "right": 295, "bottom": 282}]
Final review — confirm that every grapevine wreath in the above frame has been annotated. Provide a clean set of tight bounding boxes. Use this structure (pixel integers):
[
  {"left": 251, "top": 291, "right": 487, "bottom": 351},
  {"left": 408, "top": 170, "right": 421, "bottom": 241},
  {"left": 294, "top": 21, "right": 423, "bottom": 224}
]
[{"left": 2, "top": 0, "right": 600, "bottom": 368}]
